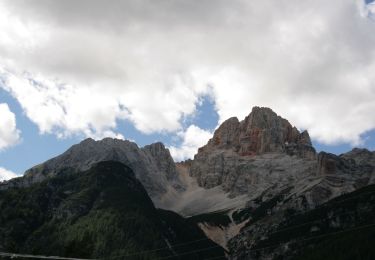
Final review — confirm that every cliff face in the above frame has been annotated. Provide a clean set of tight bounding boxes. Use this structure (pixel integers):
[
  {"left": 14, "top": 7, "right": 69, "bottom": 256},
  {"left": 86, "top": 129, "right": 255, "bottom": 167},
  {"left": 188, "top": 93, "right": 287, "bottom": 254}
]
[
  {"left": 0, "top": 138, "right": 180, "bottom": 205},
  {"left": 189, "top": 107, "right": 317, "bottom": 196},
  {"left": 1, "top": 106, "right": 375, "bottom": 260},
  {"left": 178, "top": 107, "right": 375, "bottom": 260},
  {"left": 188, "top": 107, "right": 374, "bottom": 199},
  {"left": 199, "top": 107, "right": 315, "bottom": 158}
]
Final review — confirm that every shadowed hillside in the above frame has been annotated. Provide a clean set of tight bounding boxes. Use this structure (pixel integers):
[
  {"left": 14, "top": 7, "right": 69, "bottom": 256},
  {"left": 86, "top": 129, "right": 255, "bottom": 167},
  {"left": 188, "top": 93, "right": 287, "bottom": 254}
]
[{"left": 0, "top": 161, "right": 225, "bottom": 259}]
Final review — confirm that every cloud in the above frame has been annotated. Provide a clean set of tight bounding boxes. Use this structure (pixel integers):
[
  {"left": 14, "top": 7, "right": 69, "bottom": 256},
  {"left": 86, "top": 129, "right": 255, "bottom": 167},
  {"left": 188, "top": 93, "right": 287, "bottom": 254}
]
[
  {"left": 0, "top": 0, "right": 374, "bottom": 145},
  {"left": 169, "top": 125, "right": 212, "bottom": 161},
  {"left": 0, "top": 103, "right": 20, "bottom": 150},
  {"left": 0, "top": 69, "right": 125, "bottom": 139},
  {"left": 0, "top": 167, "right": 19, "bottom": 181},
  {"left": 361, "top": 0, "right": 375, "bottom": 19}
]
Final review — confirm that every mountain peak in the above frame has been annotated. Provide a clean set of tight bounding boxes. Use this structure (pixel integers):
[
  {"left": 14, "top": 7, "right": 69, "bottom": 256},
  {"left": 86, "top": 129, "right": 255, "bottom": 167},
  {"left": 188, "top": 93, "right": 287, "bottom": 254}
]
[
  {"left": 14, "top": 137, "right": 179, "bottom": 201},
  {"left": 198, "top": 106, "right": 315, "bottom": 159}
]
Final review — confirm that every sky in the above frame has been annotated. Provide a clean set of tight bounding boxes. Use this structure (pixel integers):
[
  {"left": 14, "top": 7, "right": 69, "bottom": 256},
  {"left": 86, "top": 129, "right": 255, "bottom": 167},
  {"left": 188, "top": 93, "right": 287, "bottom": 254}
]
[{"left": 0, "top": 0, "right": 375, "bottom": 180}]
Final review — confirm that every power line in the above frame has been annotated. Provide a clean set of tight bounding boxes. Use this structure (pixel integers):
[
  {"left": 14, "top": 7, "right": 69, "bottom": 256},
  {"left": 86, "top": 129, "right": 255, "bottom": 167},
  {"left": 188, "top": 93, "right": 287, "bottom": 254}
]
[
  {"left": 1, "top": 221, "right": 374, "bottom": 260},
  {"left": 0, "top": 252, "right": 94, "bottom": 260},
  {"left": 156, "top": 201, "right": 375, "bottom": 260},
  {"left": 104, "top": 236, "right": 223, "bottom": 259},
  {"left": 200, "top": 222, "right": 375, "bottom": 260},
  {"left": 239, "top": 222, "right": 375, "bottom": 259},
  {"left": 1, "top": 190, "right": 374, "bottom": 260},
  {"left": 247, "top": 188, "right": 375, "bottom": 225},
  {"left": 154, "top": 220, "right": 375, "bottom": 260},
  {"left": 156, "top": 244, "right": 223, "bottom": 260},
  {"left": 107, "top": 204, "right": 374, "bottom": 259},
  {"left": 155, "top": 188, "right": 375, "bottom": 259}
]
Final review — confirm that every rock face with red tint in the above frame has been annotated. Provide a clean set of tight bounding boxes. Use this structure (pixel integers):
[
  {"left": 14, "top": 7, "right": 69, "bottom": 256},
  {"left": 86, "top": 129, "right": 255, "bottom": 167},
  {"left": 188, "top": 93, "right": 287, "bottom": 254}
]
[
  {"left": 198, "top": 106, "right": 316, "bottom": 159},
  {"left": 189, "top": 107, "right": 317, "bottom": 192}
]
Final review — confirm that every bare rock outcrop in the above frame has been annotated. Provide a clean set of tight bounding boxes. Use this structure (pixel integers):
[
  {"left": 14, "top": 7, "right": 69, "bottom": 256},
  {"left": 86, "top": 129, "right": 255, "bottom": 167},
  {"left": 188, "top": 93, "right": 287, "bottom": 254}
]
[
  {"left": 199, "top": 107, "right": 315, "bottom": 159},
  {"left": 0, "top": 138, "right": 179, "bottom": 203},
  {"left": 190, "top": 107, "right": 317, "bottom": 193}
]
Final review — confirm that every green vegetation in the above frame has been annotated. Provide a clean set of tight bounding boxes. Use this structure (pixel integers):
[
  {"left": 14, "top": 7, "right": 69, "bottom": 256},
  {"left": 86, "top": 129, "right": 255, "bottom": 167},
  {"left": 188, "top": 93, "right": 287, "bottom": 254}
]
[
  {"left": 0, "top": 161, "right": 225, "bottom": 260},
  {"left": 233, "top": 187, "right": 293, "bottom": 227},
  {"left": 248, "top": 184, "right": 375, "bottom": 259},
  {"left": 294, "top": 226, "right": 375, "bottom": 260},
  {"left": 158, "top": 209, "right": 227, "bottom": 258},
  {"left": 232, "top": 207, "right": 253, "bottom": 224}
]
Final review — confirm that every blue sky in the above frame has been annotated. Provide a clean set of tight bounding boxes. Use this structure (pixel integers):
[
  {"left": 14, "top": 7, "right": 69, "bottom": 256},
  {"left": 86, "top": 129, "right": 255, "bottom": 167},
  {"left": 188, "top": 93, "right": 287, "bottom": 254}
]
[
  {"left": 0, "top": 0, "right": 375, "bottom": 178},
  {"left": 0, "top": 88, "right": 221, "bottom": 174},
  {"left": 1, "top": 84, "right": 375, "bottom": 176}
]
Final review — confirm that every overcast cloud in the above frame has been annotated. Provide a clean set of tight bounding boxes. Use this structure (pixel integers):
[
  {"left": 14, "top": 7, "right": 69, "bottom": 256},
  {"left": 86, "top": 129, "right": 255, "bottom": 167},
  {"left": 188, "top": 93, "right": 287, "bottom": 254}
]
[
  {"left": 0, "top": 103, "right": 20, "bottom": 150},
  {"left": 0, "top": 0, "right": 375, "bottom": 154}
]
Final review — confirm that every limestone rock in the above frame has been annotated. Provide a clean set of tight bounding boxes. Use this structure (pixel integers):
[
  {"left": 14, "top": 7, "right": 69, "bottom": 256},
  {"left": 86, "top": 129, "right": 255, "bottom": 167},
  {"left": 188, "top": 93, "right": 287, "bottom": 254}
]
[
  {"left": 341, "top": 148, "right": 375, "bottom": 167},
  {"left": 1, "top": 138, "right": 179, "bottom": 202},
  {"left": 190, "top": 107, "right": 317, "bottom": 191},
  {"left": 143, "top": 142, "right": 178, "bottom": 181},
  {"left": 199, "top": 107, "right": 315, "bottom": 158},
  {"left": 202, "top": 117, "right": 240, "bottom": 152}
]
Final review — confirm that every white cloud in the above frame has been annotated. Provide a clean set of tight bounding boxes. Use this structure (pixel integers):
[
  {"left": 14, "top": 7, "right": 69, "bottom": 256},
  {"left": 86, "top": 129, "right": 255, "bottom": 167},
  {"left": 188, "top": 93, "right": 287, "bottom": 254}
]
[
  {"left": 360, "top": 1, "right": 375, "bottom": 19},
  {"left": 0, "top": 0, "right": 374, "bottom": 145},
  {"left": 0, "top": 69, "right": 126, "bottom": 139},
  {"left": 0, "top": 103, "right": 20, "bottom": 150},
  {"left": 169, "top": 125, "right": 212, "bottom": 161},
  {"left": 0, "top": 167, "right": 19, "bottom": 182}
]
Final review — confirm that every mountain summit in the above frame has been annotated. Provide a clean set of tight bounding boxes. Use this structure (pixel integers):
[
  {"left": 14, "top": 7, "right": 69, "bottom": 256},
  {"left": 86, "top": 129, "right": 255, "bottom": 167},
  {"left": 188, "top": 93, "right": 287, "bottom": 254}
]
[
  {"left": 1, "top": 106, "right": 375, "bottom": 259},
  {"left": 199, "top": 106, "right": 315, "bottom": 159}
]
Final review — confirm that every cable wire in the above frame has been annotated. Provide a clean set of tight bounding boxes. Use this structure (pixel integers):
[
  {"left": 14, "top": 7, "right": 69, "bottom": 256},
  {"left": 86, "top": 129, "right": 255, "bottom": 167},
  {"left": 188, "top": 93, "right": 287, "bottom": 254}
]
[
  {"left": 199, "top": 222, "right": 375, "bottom": 260},
  {"left": 1, "top": 190, "right": 374, "bottom": 260},
  {"left": 0, "top": 252, "right": 94, "bottom": 260}
]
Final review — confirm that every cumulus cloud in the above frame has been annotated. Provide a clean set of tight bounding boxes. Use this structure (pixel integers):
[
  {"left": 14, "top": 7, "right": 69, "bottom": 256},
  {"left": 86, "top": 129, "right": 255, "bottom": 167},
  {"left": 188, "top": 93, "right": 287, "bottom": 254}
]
[
  {"left": 169, "top": 125, "right": 212, "bottom": 161},
  {"left": 0, "top": 167, "right": 19, "bottom": 181},
  {"left": 0, "top": 103, "right": 20, "bottom": 150},
  {"left": 0, "top": 0, "right": 374, "bottom": 145},
  {"left": 0, "top": 69, "right": 125, "bottom": 139}
]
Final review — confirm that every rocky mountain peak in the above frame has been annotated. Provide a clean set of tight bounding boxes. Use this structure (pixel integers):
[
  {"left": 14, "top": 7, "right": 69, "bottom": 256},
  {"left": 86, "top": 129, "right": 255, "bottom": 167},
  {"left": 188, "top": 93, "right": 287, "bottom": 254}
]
[
  {"left": 244, "top": 106, "right": 285, "bottom": 129},
  {"left": 202, "top": 117, "right": 240, "bottom": 151},
  {"left": 143, "top": 142, "right": 177, "bottom": 181},
  {"left": 1, "top": 138, "right": 179, "bottom": 203},
  {"left": 199, "top": 106, "right": 315, "bottom": 159},
  {"left": 341, "top": 148, "right": 375, "bottom": 167}
]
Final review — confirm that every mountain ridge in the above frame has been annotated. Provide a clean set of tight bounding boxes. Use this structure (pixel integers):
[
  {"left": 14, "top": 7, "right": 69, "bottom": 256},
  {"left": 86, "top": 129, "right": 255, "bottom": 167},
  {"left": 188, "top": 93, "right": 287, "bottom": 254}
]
[
  {"left": 1, "top": 106, "right": 375, "bottom": 259},
  {"left": 0, "top": 160, "right": 225, "bottom": 259}
]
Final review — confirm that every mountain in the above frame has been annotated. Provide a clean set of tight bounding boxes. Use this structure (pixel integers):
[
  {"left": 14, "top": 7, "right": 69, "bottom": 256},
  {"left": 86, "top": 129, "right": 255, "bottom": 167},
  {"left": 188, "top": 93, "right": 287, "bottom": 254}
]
[
  {"left": 0, "top": 161, "right": 225, "bottom": 259},
  {"left": 188, "top": 106, "right": 374, "bottom": 202},
  {"left": 182, "top": 107, "right": 375, "bottom": 259},
  {"left": 228, "top": 183, "right": 375, "bottom": 259},
  {"left": 196, "top": 106, "right": 315, "bottom": 158},
  {"left": 0, "top": 138, "right": 182, "bottom": 206},
  {"left": 1, "top": 106, "right": 374, "bottom": 259}
]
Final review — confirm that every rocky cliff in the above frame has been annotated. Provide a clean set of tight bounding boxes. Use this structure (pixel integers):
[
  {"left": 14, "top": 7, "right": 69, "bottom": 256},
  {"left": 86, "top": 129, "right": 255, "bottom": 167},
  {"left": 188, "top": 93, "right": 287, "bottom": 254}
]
[
  {"left": 198, "top": 107, "right": 315, "bottom": 158},
  {"left": 179, "top": 107, "right": 375, "bottom": 259},
  {"left": 1, "top": 106, "right": 375, "bottom": 260},
  {"left": 187, "top": 107, "right": 374, "bottom": 201},
  {"left": 0, "top": 138, "right": 180, "bottom": 204},
  {"left": 189, "top": 107, "right": 317, "bottom": 196}
]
